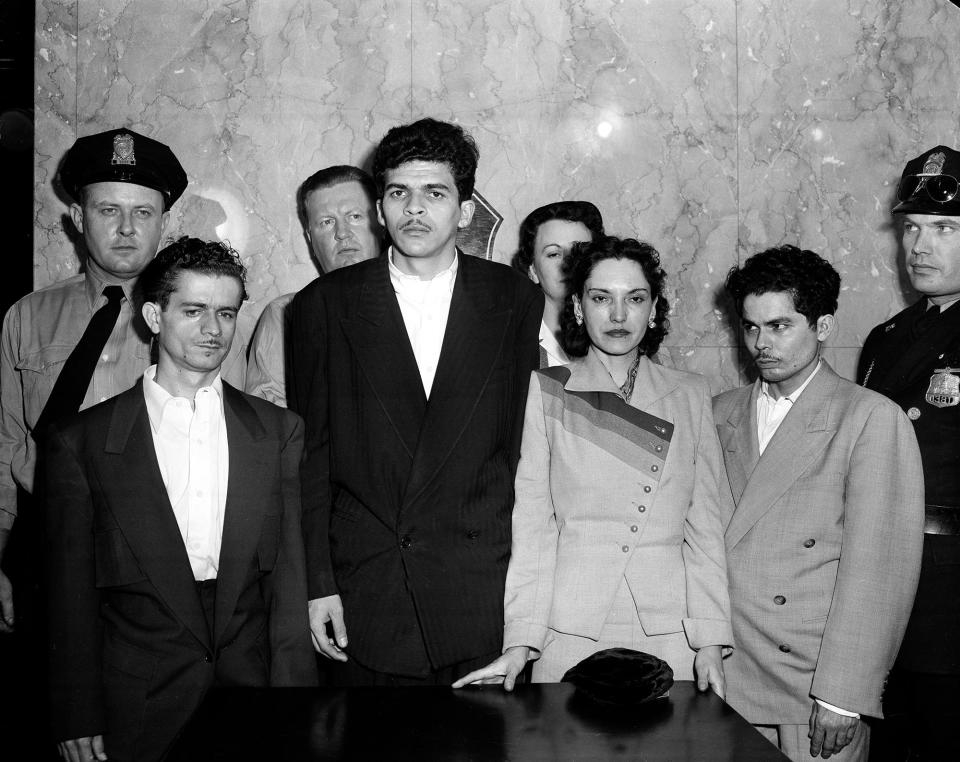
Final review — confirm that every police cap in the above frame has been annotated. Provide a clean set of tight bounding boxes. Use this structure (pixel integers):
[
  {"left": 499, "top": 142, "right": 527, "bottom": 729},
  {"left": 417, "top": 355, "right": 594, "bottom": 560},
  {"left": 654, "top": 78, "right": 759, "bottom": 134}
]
[
  {"left": 59, "top": 128, "right": 188, "bottom": 210},
  {"left": 893, "top": 145, "right": 960, "bottom": 216}
]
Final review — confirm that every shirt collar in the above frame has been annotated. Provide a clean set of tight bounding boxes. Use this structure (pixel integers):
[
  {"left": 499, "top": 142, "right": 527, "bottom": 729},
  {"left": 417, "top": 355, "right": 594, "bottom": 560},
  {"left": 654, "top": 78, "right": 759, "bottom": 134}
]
[
  {"left": 928, "top": 297, "right": 960, "bottom": 313},
  {"left": 143, "top": 365, "right": 224, "bottom": 427},
  {"left": 759, "top": 358, "right": 822, "bottom": 404},
  {"left": 387, "top": 245, "right": 459, "bottom": 285},
  {"left": 84, "top": 269, "right": 135, "bottom": 308}
]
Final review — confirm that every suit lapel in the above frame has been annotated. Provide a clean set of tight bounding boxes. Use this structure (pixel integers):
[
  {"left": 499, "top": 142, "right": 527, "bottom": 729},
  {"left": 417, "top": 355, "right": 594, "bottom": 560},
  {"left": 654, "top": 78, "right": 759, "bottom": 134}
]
[
  {"left": 725, "top": 365, "right": 839, "bottom": 549},
  {"left": 717, "top": 384, "right": 760, "bottom": 504},
  {"left": 629, "top": 352, "right": 679, "bottom": 411},
  {"left": 340, "top": 258, "right": 426, "bottom": 459},
  {"left": 212, "top": 384, "right": 271, "bottom": 649},
  {"left": 403, "top": 255, "right": 513, "bottom": 506},
  {"left": 103, "top": 383, "right": 211, "bottom": 651}
]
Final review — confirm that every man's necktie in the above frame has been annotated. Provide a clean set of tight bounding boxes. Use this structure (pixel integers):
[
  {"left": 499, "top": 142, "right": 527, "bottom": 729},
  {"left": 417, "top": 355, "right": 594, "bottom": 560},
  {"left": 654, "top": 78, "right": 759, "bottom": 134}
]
[
  {"left": 33, "top": 285, "right": 125, "bottom": 439},
  {"left": 910, "top": 303, "right": 940, "bottom": 340}
]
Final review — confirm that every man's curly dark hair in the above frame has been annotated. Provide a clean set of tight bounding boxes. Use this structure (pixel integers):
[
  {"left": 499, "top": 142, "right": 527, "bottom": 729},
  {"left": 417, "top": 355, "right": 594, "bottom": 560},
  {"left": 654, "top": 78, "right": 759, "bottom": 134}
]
[
  {"left": 514, "top": 201, "right": 605, "bottom": 274},
  {"left": 724, "top": 245, "right": 840, "bottom": 326},
  {"left": 560, "top": 236, "right": 671, "bottom": 358},
  {"left": 372, "top": 118, "right": 479, "bottom": 202},
  {"left": 139, "top": 236, "right": 247, "bottom": 309}
]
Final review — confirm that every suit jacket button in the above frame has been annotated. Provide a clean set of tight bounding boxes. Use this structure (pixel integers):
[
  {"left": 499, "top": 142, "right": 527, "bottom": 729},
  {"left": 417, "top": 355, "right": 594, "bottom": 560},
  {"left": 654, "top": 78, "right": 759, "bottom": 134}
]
[
  {"left": 638, "top": 505, "right": 646, "bottom": 513},
  {"left": 630, "top": 525, "right": 639, "bottom": 532},
  {"left": 651, "top": 465, "right": 659, "bottom": 472},
  {"left": 774, "top": 595, "right": 786, "bottom": 605},
  {"left": 621, "top": 545, "right": 630, "bottom": 553},
  {"left": 779, "top": 644, "right": 791, "bottom": 653},
  {"left": 466, "top": 530, "right": 480, "bottom": 540},
  {"left": 203, "top": 653, "right": 212, "bottom": 663},
  {"left": 803, "top": 539, "right": 816, "bottom": 548},
  {"left": 400, "top": 535, "right": 412, "bottom": 549},
  {"left": 643, "top": 486, "right": 651, "bottom": 493}
]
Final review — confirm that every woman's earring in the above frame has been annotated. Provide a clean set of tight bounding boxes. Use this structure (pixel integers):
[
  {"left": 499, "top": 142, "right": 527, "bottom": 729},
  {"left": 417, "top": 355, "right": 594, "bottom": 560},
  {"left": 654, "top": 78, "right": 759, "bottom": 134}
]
[
  {"left": 575, "top": 309, "right": 584, "bottom": 326},
  {"left": 648, "top": 318, "right": 655, "bottom": 329}
]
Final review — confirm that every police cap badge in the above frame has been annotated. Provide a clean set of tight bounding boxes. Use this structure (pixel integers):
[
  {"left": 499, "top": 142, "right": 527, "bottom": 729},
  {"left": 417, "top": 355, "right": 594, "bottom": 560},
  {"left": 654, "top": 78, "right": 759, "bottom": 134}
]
[
  {"left": 893, "top": 145, "right": 960, "bottom": 216},
  {"left": 59, "top": 127, "right": 188, "bottom": 210}
]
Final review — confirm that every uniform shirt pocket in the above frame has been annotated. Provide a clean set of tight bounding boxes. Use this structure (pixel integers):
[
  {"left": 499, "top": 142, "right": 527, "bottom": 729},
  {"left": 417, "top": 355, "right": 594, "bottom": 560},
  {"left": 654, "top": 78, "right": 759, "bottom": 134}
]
[{"left": 16, "top": 345, "right": 73, "bottom": 425}]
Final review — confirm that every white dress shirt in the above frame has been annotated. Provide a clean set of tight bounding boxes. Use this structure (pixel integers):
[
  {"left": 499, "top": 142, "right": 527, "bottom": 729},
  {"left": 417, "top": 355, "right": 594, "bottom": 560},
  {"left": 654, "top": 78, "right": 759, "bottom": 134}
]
[
  {"left": 756, "top": 360, "right": 822, "bottom": 455},
  {"left": 754, "top": 358, "right": 858, "bottom": 719},
  {"left": 143, "top": 366, "right": 229, "bottom": 582},
  {"left": 388, "top": 247, "right": 458, "bottom": 398}
]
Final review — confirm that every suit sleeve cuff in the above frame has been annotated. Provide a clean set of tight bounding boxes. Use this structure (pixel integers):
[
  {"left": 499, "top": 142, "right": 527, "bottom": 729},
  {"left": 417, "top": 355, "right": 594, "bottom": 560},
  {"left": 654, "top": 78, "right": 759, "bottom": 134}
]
[
  {"left": 682, "top": 617, "right": 734, "bottom": 650},
  {"left": 503, "top": 621, "right": 548, "bottom": 655},
  {"left": 815, "top": 698, "right": 860, "bottom": 718}
]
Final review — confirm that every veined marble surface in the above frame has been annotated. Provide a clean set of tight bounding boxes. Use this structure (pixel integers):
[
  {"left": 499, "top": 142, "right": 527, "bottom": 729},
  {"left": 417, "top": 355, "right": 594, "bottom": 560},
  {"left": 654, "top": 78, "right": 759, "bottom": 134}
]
[{"left": 34, "top": 0, "right": 960, "bottom": 391}]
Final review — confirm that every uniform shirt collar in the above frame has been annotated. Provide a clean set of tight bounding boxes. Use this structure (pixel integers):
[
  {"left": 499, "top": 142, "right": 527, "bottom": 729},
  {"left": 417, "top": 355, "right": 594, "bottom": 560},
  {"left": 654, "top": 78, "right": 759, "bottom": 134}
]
[
  {"left": 83, "top": 268, "right": 135, "bottom": 307},
  {"left": 928, "top": 297, "right": 960, "bottom": 313}
]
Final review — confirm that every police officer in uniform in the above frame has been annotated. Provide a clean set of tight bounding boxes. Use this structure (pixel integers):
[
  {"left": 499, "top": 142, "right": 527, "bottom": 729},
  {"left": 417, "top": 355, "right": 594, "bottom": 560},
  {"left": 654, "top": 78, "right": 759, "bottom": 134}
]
[{"left": 858, "top": 145, "right": 960, "bottom": 760}]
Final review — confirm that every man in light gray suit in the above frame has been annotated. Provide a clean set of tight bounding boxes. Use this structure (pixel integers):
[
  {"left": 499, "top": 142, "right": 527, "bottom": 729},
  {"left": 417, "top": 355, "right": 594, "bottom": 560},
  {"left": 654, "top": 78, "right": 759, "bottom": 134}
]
[{"left": 713, "top": 246, "right": 924, "bottom": 761}]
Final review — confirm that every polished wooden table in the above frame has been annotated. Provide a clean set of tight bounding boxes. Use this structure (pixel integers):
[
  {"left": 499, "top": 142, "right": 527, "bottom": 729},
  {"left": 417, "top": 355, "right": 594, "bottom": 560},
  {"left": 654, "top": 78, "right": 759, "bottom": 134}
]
[{"left": 168, "top": 680, "right": 787, "bottom": 760}]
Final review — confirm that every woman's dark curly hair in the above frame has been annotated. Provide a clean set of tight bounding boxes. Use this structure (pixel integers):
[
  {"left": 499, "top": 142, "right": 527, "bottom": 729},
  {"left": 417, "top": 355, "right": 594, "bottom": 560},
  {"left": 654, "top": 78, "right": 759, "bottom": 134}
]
[
  {"left": 513, "top": 201, "right": 605, "bottom": 274},
  {"left": 724, "top": 245, "right": 839, "bottom": 326},
  {"left": 561, "top": 236, "right": 670, "bottom": 358},
  {"left": 372, "top": 118, "right": 479, "bottom": 202}
]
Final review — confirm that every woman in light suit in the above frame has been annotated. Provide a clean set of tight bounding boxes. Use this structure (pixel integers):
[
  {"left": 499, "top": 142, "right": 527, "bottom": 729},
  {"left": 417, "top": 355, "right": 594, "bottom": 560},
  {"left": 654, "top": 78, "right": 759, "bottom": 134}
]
[{"left": 455, "top": 236, "right": 733, "bottom": 695}]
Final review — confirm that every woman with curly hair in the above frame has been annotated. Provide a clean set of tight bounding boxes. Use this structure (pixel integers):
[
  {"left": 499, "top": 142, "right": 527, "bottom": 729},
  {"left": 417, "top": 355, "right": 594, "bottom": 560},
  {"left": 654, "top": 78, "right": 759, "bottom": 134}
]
[{"left": 456, "top": 236, "right": 733, "bottom": 694}]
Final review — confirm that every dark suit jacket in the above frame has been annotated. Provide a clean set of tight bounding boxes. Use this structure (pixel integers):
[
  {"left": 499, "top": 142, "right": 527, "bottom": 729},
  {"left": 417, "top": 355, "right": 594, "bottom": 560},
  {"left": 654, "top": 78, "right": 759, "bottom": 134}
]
[
  {"left": 45, "top": 381, "right": 317, "bottom": 762},
  {"left": 289, "top": 253, "right": 542, "bottom": 676},
  {"left": 859, "top": 300, "right": 960, "bottom": 674}
]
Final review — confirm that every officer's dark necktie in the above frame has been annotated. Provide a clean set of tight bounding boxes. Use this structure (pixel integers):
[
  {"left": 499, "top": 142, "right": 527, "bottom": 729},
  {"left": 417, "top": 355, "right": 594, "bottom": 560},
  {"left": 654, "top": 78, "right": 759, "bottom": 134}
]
[
  {"left": 33, "top": 285, "right": 125, "bottom": 440},
  {"left": 910, "top": 303, "right": 940, "bottom": 339}
]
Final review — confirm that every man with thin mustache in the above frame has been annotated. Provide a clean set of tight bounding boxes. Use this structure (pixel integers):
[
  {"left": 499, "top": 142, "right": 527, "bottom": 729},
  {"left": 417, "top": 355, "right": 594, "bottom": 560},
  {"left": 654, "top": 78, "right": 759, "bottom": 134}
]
[
  {"left": 714, "top": 246, "right": 924, "bottom": 761},
  {"left": 288, "top": 118, "right": 542, "bottom": 686},
  {"left": 46, "top": 238, "right": 316, "bottom": 762}
]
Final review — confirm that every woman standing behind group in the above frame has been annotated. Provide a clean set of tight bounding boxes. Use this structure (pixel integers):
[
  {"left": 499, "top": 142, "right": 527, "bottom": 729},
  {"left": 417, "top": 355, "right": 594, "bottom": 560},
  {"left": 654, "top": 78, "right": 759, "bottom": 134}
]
[
  {"left": 456, "top": 236, "right": 733, "bottom": 694},
  {"left": 515, "top": 201, "right": 604, "bottom": 367}
]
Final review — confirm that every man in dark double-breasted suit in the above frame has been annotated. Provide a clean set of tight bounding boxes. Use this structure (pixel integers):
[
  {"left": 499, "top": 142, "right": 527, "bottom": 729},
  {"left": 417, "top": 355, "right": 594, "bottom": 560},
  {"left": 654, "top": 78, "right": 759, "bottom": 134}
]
[
  {"left": 46, "top": 238, "right": 316, "bottom": 762},
  {"left": 289, "top": 118, "right": 542, "bottom": 684}
]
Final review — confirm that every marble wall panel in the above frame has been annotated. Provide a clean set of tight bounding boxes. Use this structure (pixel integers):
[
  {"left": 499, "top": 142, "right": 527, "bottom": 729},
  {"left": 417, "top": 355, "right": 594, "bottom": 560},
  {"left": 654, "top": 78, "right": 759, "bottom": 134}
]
[
  {"left": 737, "top": 0, "right": 960, "bottom": 360},
  {"left": 33, "top": 0, "right": 960, "bottom": 392},
  {"left": 407, "top": 0, "right": 739, "bottom": 389},
  {"left": 35, "top": 0, "right": 79, "bottom": 287}
]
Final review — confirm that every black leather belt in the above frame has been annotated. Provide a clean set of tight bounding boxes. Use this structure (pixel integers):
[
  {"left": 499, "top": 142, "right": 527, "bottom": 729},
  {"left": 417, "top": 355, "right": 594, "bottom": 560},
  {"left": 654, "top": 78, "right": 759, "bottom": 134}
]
[{"left": 924, "top": 505, "right": 960, "bottom": 535}]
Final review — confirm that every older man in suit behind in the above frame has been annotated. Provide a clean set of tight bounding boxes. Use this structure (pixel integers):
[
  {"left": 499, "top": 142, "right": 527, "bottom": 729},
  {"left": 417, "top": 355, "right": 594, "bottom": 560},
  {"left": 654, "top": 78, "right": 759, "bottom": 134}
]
[
  {"left": 46, "top": 238, "right": 316, "bottom": 762},
  {"left": 713, "top": 246, "right": 924, "bottom": 761}
]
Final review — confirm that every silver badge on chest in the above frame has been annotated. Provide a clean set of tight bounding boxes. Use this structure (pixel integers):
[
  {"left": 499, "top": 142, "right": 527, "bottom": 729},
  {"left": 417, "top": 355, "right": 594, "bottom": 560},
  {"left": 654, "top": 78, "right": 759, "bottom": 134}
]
[{"left": 925, "top": 367, "right": 960, "bottom": 408}]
